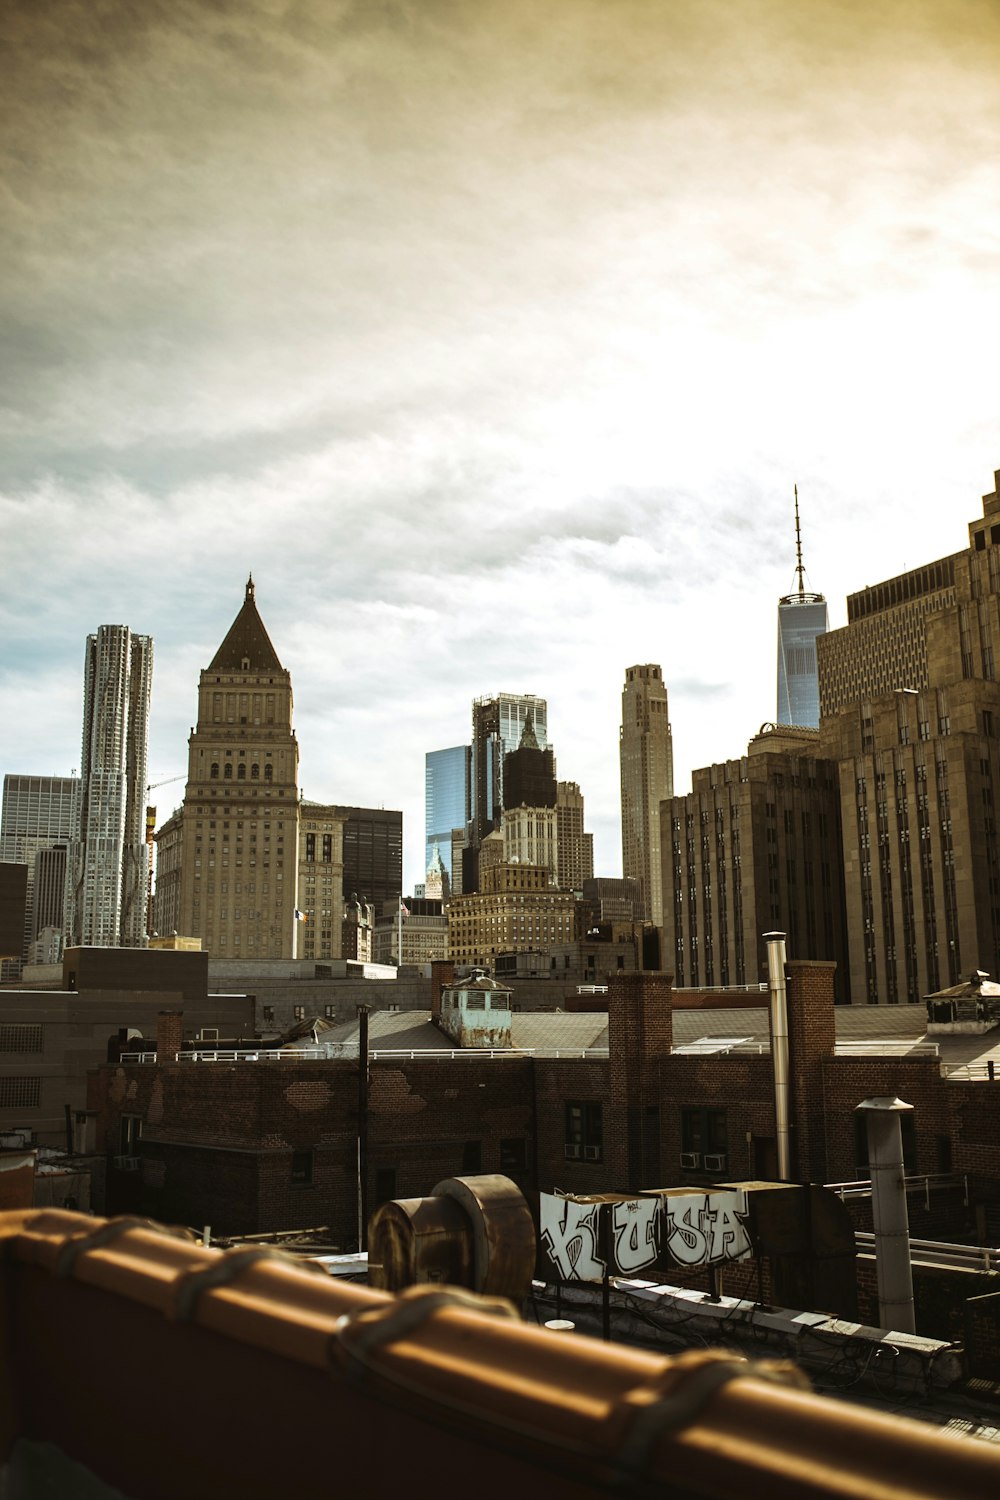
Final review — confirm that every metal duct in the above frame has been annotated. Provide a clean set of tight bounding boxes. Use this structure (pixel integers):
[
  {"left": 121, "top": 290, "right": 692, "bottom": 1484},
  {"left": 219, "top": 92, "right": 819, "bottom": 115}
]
[
  {"left": 764, "top": 932, "right": 791, "bottom": 1181},
  {"left": 856, "top": 1096, "right": 916, "bottom": 1334}
]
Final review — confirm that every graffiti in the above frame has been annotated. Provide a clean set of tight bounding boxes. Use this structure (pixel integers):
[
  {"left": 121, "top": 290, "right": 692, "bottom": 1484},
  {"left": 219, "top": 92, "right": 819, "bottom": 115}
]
[
  {"left": 612, "top": 1199, "right": 659, "bottom": 1275},
  {"left": 539, "top": 1189, "right": 752, "bottom": 1283},
  {"left": 663, "top": 1191, "right": 752, "bottom": 1267},
  {"left": 539, "top": 1197, "right": 605, "bottom": 1282}
]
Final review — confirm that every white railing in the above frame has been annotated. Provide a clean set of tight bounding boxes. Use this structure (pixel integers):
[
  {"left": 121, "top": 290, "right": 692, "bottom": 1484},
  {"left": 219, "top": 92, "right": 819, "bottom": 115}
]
[
  {"left": 121, "top": 1045, "right": 612, "bottom": 1064},
  {"left": 834, "top": 1041, "right": 940, "bottom": 1057},
  {"left": 673, "top": 983, "right": 769, "bottom": 994},
  {"left": 855, "top": 1231, "right": 997, "bottom": 1273},
  {"left": 826, "top": 1172, "right": 968, "bottom": 1209},
  {"left": 670, "top": 1042, "right": 769, "bottom": 1056},
  {"left": 941, "top": 1059, "right": 1000, "bottom": 1081}
]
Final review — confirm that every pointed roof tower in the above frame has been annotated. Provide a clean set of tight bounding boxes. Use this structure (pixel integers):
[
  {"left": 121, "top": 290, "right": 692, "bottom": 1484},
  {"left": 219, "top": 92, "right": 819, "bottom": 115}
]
[
  {"left": 519, "top": 710, "right": 540, "bottom": 751},
  {"left": 208, "top": 575, "right": 284, "bottom": 671}
]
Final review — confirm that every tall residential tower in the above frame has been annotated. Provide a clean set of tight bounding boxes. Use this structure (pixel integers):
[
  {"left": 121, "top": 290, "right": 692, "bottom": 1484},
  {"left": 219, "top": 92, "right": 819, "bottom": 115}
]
[
  {"left": 67, "top": 626, "right": 153, "bottom": 948},
  {"left": 620, "top": 664, "right": 673, "bottom": 926}
]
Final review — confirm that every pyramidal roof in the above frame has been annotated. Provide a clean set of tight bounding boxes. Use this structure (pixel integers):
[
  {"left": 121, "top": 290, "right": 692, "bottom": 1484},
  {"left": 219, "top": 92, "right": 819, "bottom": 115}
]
[{"left": 208, "top": 577, "right": 284, "bottom": 672}]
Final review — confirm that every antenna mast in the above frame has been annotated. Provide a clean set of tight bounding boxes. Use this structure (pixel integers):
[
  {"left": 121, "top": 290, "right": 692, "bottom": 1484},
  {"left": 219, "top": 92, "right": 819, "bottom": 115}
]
[{"left": 794, "top": 484, "right": 805, "bottom": 599}]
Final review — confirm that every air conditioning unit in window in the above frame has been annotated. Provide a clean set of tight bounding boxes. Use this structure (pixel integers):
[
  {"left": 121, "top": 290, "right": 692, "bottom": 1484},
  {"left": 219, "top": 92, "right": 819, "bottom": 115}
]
[
  {"left": 703, "top": 1153, "right": 728, "bottom": 1172},
  {"left": 679, "top": 1152, "right": 701, "bottom": 1169},
  {"left": 583, "top": 1146, "right": 601, "bottom": 1161},
  {"left": 113, "top": 1156, "right": 140, "bottom": 1172},
  {"left": 564, "top": 1144, "right": 581, "bottom": 1159}
]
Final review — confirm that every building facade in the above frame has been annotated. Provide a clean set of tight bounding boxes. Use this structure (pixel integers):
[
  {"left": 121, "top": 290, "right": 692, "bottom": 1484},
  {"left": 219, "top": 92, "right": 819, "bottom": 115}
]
[
  {"left": 296, "top": 802, "right": 346, "bottom": 962},
  {"left": 447, "top": 862, "right": 578, "bottom": 968},
  {"left": 425, "top": 745, "right": 470, "bottom": 887},
  {"left": 661, "top": 726, "right": 849, "bottom": 998},
  {"left": 0, "top": 775, "right": 79, "bottom": 979},
  {"left": 620, "top": 664, "right": 673, "bottom": 926},
  {"left": 175, "top": 579, "right": 300, "bottom": 959},
  {"left": 67, "top": 627, "right": 153, "bottom": 949},
  {"left": 811, "top": 472, "right": 1000, "bottom": 1002},
  {"left": 337, "top": 806, "right": 402, "bottom": 908},
  {"left": 502, "top": 805, "right": 558, "bottom": 881},
  {"left": 555, "top": 781, "right": 594, "bottom": 891}
]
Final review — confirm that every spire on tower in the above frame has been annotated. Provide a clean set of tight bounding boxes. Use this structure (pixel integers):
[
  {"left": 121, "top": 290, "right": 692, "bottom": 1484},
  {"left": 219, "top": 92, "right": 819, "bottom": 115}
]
[
  {"left": 794, "top": 484, "right": 805, "bottom": 599},
  {"left": 246, "top": 574, "right": 255, "bottom": 601}
]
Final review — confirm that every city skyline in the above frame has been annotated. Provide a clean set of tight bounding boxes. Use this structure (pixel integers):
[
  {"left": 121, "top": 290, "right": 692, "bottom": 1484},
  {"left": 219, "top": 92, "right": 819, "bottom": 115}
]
[{"left": 3, "top": 1, "right": 1000, "bottom": 896}]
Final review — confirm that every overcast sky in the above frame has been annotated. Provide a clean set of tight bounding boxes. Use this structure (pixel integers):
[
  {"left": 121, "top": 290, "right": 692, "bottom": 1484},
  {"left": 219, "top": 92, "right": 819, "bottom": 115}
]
[{"left": 3, "top": 0, "right": 1000, "bottom": 894}]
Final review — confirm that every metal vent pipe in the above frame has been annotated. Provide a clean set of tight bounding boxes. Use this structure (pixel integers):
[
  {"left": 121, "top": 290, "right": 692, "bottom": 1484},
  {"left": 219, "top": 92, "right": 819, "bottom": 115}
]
[
  {"left": 764, "top": 932, "right": 791, "bottom": 1181},
  {"left": 856, "top": 1096, "right": 916, "bottom": 1333}
]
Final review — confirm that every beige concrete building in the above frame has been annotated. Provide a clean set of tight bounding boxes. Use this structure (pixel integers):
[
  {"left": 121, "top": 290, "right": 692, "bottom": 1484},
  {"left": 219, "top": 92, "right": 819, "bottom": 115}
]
[
  {"left": 502, "top": 805, "right": 558, "bottom": 882},
  {"left": 555, "top": 780, "right": 594, "bottom": 891},
  {"left": 620, "top": 664, "right": 673, "bottom": 926},
  {"left": 174, "top": 579, "right": 301, "bottom": 960},
  {"left": 660, "top": 726, "right": 849, "bottom": 999},
  {"left": 296, "top": 802, "right": 346, "bottom": 962},
  {"left": 447, "top": 863, "right": 578, "bottom": 968},
  {"left": 814, "top": 470, "right": 1000, "bottom": 1002}
]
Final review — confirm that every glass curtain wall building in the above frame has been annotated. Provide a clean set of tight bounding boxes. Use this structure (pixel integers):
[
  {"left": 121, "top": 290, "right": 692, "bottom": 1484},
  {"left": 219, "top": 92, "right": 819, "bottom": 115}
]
[
  {"left": 776, "top": 488, "right": 827, "bottom": 728},
  {"left": 470, "top": 694, "right": 548, "bottom": 846},
  {"left": 425, "top": 746, "right": 471, "bottom": 884},
  {"left": 0, "top": 774, "right": 80, "bottom": 978},
  {"left": 777, "top": 595, "right": 829, "bottom": 727}
]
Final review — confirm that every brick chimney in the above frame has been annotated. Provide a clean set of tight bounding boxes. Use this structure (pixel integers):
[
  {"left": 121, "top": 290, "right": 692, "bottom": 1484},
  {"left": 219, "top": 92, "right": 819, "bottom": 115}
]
[
  {"left": 430, "top": 959, "right": 455, "bottom": 1020},
  {"left": 785, "top": 960, "right": 837, "bottom": 1182},
  {"left": 156, "top": 1010, "right": 185, "bottom": 1062},
  {"left": 607, "top": 971, "right": 673, "bottom": 1191}
]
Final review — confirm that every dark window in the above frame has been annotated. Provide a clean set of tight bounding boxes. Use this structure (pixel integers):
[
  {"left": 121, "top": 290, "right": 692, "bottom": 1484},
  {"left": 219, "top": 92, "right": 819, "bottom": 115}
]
[
  {"left": 462, "top": 1140, "right": 482, "bottom": 1173},
  {"left": 500, "top": 1139, "right": 527, "bottom": 1171},
  {"left": 323, "top": 834, "right": 332, "bottom": 863},
  {"left": 681, "top": 1108, "right": 728, "bottom": 1171},
  {"left": 262, "top": 1005, "right": 274, "bottom": 1023},
  {"left": 119, "top": 1115, "right": 142, "bottom": 1157},
  {"left": 374, "top": 1167, "right": 397, "bottom": 1204},
  {"left": 565, "top": 1101, "right": 603, "bottom": 1162},
  {"left": 291, "top": 1150, "right": 313, "bottom": 1185},
  {"left": 293, "top": 1005, "right": 305, "bottom": 1021}
]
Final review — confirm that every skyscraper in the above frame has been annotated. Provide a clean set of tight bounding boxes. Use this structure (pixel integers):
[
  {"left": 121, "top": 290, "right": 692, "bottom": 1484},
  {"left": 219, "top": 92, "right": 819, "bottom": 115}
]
[
  {"left": 620, "top": 664, "right": 673, "bottom": 926},
  {"left": 0, "top": 774, "right": 79, "bottom": 976},
  {"left": 67, "top": 626, "right": 153, "bottom": 948},
  {"left": 776, "top": 488, "right": 828, "bottom": 727},
  {"left": 555, "top": 781, "right": 594, "bottom": 891},
  {"left": 175, "top": 579, "right": 300, "bottom": 958},
  {"left": 425, "top": 745, "right": 470, "bottom": 885},
  {"left": 470, "top": 693, "right": 548, "bottom": 849}
]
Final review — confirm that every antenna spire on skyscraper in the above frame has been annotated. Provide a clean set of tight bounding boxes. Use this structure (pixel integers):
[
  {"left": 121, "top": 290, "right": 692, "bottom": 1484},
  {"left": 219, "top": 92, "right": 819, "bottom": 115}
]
[{"left": 794, "top": 484, "right": 805, "bottom": 599}]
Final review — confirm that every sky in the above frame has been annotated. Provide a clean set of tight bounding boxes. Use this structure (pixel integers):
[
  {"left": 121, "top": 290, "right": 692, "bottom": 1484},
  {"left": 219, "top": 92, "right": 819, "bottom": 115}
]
[{"left": 3, "top": 0, "right": 1000, "bottom": 895}]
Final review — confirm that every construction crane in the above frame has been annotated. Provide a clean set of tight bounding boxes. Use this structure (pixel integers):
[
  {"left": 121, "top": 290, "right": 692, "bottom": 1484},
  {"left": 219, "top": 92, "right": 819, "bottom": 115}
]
[{"left": 145, "top": 775, "right": 185, "bottom": 937}]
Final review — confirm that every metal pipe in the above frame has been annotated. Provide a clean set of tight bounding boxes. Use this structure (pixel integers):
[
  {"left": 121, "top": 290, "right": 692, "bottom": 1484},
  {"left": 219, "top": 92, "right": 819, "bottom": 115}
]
[
  {"left": 357, "top": 1004, "right": 372, "bottom": 1251},
  {"left": 857, "top": 1096, "right": 916, "bottom": 1334},
  {"left": 764, "top": 932, "right": 791, "bottom": 1181}
]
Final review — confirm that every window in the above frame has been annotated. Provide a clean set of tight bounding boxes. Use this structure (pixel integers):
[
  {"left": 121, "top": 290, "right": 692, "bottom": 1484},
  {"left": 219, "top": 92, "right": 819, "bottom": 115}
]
[
  {"left": 0, "top": 1077, "right": 41, "bottom": 1109},
  {"left": 262, "top": 1006, "right": 274, "bottom": 1024},
  {"left": 565, "top": 1101, "right": 603, "bottom": 1162},
  {"left": 0, "top": 1025, "right": 43, "bottom": 1054},
  {"left": 293, "top": 1005, "right": 305, "bottom": 1021},
  {"left": 291, "top": 1150, "right": 313, "bottom": 1186},
  {"left": 462, "top": 1140, "right": 482, "bottom": 1173},
  {"left": 681, "top": 1108, "right": 728, "bottom": 1170},
  {"left": 374, "top": 1167, "right": 397, "bottom": 1205},
  {"left": 500, "top": 1139, "right": 527, "bottom": 1171},
  {"left": 119, "top": 1115, "right": 142, "bottom": 1157}
]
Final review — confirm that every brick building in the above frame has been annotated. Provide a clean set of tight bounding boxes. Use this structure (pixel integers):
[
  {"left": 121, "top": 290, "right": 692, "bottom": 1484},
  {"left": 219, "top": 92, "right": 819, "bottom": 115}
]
[{"left": 89, "top": 965, "right": 1000, "bottom": 1250}]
